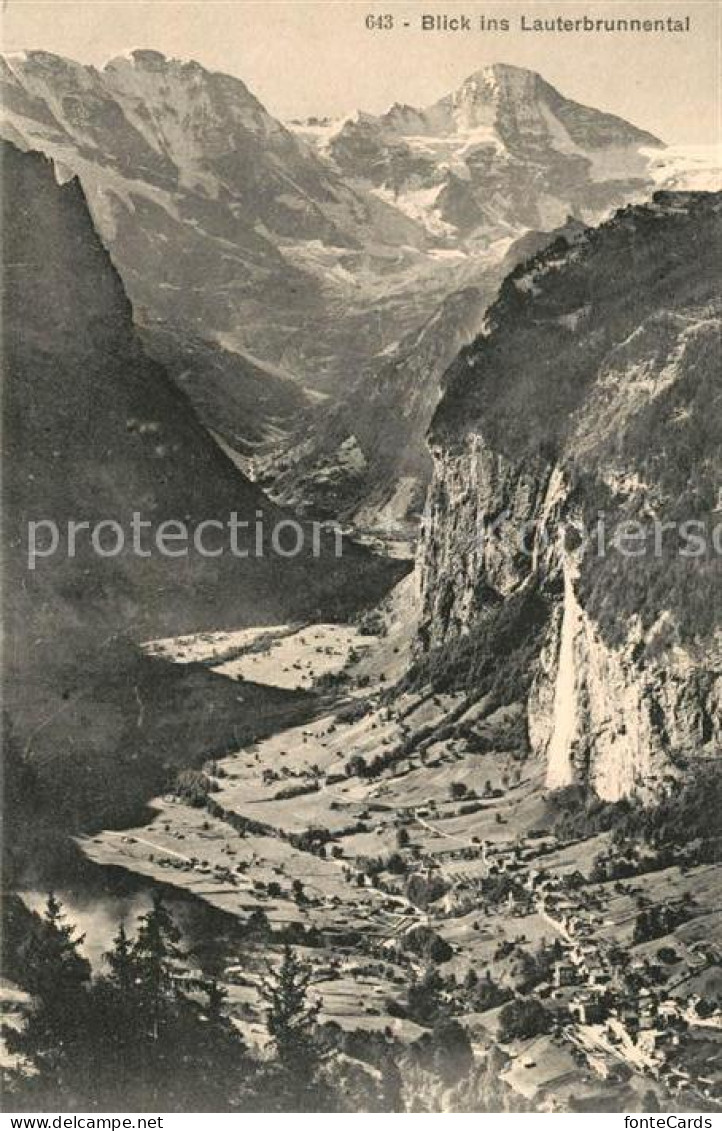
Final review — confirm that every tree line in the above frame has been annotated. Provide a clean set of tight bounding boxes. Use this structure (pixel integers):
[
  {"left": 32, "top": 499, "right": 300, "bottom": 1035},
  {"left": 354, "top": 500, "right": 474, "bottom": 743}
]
[{"left": 2, "top": 893, "right": 347, "bottom": 1111}]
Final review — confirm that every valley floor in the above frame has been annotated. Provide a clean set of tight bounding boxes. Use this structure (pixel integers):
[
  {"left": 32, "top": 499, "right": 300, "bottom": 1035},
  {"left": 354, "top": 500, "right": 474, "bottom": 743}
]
[{"left": 72, "top": 599, "right": 722, "bottom": 1112}]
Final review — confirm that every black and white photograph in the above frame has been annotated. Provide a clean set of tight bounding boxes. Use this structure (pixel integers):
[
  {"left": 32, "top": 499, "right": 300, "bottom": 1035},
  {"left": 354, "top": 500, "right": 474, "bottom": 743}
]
[{"left": 1, "top": 0, "right": 720, "bottom": 1117}]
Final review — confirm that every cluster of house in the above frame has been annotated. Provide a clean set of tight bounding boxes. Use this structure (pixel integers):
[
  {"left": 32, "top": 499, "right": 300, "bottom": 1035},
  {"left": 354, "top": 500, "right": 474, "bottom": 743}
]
[
  {"left": 537, "top": 893, "right": 721, "bottom": 1098},
  {"left": 410, "top": 828, "right": 722, "bottom": 1102}
]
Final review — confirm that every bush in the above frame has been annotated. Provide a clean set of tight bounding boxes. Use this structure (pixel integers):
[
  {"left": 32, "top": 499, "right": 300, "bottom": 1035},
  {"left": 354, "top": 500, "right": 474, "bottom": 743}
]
[
  {"left": 335, "top": 700, "right": 371, "bottom": 725},
  {"left": 430, "top": 1019, "right": 474, "bottom": 1085},
  {"left": 315, "top": 670, "right": 348, "bottom": 691},
  {"left": 449, "top": 781, "right": 468, "bottom": 800},
  {"left": 402, "top": 924, "right": 453, "bottom": 964},
  {"left": 657, "top": 946, "right": 679, "bottom": 965},
  {"left": 547, "top": 785, "right": 632, "bottom": 841},
  {"left": 405, "top": 873, "right": 448, "bottom": 910},
  {"left": 346, "top": 754, "right": 368, "bottom": 778},
  {"left": 172, "top": 769, "right": 217, "bottom": 807},
  {"left": 498, "top": 997, "right": 551, "bottom": 1043},
  {"left": 356, "top": 609, "right": 387, "bottom": 637},
  {"left": 614, "top": 761, "right": 722, "bottom": 847},
  {"left": 273, "top": 781, "right": 320, "bottom": 800}
]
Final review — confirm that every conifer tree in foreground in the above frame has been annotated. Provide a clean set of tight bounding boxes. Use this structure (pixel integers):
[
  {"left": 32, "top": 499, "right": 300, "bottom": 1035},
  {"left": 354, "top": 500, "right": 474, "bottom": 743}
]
[
  {"left": 4, "top": 894, "right": 92, "bottom": 1106},
  {"left": 259, "top": 945, "right": 335, "bottom": 1111},
  {"left": 5, "top": 893, "right": 257, "bottom": 1111},
  {"left": 98, "top": 893, "right": 254, "bottom": 1110},
  {"left": 131, "top": 893, "right": 185, "bottom": 1042}
]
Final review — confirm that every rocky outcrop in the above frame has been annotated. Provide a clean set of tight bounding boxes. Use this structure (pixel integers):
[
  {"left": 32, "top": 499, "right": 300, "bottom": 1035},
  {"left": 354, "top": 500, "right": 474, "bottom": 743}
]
[{"left": 418, "top": 191, "right": 722, "bottom": 800}]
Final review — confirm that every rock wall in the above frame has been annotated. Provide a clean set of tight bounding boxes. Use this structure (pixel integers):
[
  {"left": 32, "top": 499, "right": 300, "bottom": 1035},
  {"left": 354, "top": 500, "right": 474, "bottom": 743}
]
[
  {"left": 417, "top": 436, "right": 554, "bottom": 650},
  {"left": 417, "top": 191, "right": 722, "bottom": 800},
  {"left": 528, "top": 553, "right": 720, "bottom": 801}
]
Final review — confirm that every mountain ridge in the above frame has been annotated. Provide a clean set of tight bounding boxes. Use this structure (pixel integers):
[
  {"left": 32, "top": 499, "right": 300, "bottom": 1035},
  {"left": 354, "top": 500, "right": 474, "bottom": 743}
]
[
  {"left": 383, "top": 62, "right": 662, "bottom": 148},
  {"left": 4, "top": 48, "right": 715, "bottom": 536},
  {"left": 2, "top": 51, "right": 669, "bottom": 408}
]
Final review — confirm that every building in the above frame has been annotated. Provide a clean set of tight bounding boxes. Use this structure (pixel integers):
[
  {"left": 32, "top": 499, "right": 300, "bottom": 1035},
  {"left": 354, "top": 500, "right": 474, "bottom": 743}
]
[{"left": 553, "top": 961, "right": 579, "bottom": 988}]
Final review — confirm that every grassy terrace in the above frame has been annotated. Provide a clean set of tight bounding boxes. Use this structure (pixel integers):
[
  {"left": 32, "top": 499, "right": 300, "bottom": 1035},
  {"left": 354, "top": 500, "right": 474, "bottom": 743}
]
[{"left": 78, "top": 617, "right": 722, "bottom": 1107}]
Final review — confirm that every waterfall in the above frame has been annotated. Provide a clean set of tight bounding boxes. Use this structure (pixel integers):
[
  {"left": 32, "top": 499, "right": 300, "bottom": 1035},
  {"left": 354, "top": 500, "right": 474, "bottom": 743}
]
[{"left": 545, "top": 559, "right": 579, "bottom": 789}]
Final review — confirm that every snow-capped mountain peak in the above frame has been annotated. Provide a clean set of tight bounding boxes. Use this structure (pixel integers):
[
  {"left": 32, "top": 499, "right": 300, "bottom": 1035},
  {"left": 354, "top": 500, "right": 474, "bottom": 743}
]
[{"left": 319, "top": 63, "right": 664, "bottom": 240}]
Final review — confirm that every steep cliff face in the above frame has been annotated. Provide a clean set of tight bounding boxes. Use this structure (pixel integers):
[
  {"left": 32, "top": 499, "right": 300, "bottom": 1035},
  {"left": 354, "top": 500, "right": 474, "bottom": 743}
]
[
  {"left": 2, "top": 141, "right": 392, "bottom": 651},
  {"left": 419, "top": 191, "right": 722, "bottom": 800},
  {"left": 529, "top": 550, "right": 720, "bottom": 800}
]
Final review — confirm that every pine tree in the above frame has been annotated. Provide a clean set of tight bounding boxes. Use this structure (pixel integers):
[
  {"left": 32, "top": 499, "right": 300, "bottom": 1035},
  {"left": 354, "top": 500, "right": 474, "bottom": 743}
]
[
  {"left": 261, "top": 946, "right": 319, "bottom": 1065},
  {"left": 104, "top": 922, "right": 136, "bottom": 995},
  {"left": 76, "top": 921, "right": 146, "bottom": 1109},
  {"left": 431, "top": 1017, "right": 474, "bottom": 1085},
  {"left": 378, "top": 1051, "right": 404, "bottom": 1112},
  {"left": 23, "top": 893, "right": 90, "bottom": 1002},
  {"left": 6, "top": 894, "right": 263, "bottom": 1112},
  {"left": 124, "top": 895, "right": 261, "bottom": 1111},
  {"left": 2, "top": 714, "right": 40, "bottom": 884},
  {"left": 260, "top": 946, "right": 325, "bottom": 1110},
  {"left": 132, "top": 893, "right": 184, "bottom": 1041},
  {"left": 205, "top": 978, "right": 228, "bottom": 1021},
  {"left": 643, "top": 1088, "right": 661, "bottom": 1112},
  {"left": 4, "top": 894, "right": 91, "bottom": 1106}
]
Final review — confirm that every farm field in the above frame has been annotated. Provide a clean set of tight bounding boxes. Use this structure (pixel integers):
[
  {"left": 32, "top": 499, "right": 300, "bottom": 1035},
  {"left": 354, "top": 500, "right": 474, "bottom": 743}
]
[{"left": 77, "top": 614, "right": 722, "bottom": 1108}]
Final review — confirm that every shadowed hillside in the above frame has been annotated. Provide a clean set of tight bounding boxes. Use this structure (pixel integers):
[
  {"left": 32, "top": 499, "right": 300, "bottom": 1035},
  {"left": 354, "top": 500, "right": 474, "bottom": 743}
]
[{"left": 1, "top": 141, "right": 405, "bottom": 869}]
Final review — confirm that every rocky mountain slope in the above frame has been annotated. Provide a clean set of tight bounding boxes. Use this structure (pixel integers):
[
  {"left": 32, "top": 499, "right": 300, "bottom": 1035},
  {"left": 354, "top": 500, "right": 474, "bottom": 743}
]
[
  {"left": 2, "top": 141, "right": 403, "bottom": 843},
  {"left": 2, "top": 140, "right": 392, "bottom": 641},
  {"left": 2, "top": 52, "right": 671, "bottom": 472},
  {"left": 417, "top": 191, "right": 722, "bottom": 801},
  {"left": 0, "top": 48, "right": 430, "bottom": 428},
  {"left": 264, "top": 217, "right": 588, "bottom": 534},
  {"left": 260, "top": 284, "right": 488, "bottom": 528}
]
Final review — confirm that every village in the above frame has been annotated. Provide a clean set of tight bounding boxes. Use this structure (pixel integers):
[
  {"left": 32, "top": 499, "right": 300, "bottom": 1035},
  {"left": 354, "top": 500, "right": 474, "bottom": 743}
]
[{"left": 76, "top": 615, "right": 722, "bottom": 1111}]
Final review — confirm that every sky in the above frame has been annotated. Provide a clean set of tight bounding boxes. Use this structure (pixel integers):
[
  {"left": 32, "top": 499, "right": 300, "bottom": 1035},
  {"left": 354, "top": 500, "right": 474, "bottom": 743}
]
[{"left": 2, "top": 0, "right": 720, "bottom": 144}]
